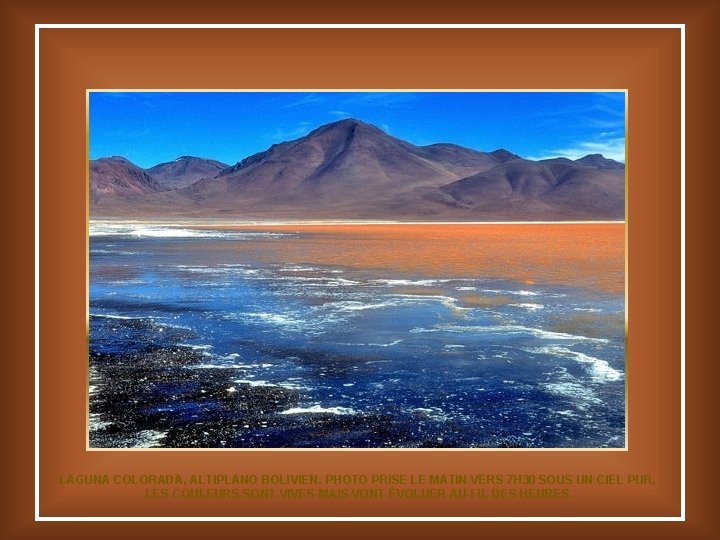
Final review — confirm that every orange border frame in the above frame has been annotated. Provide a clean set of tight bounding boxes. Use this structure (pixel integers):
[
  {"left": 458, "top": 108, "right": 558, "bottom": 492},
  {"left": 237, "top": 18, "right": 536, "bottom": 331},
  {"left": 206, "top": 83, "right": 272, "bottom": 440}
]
[
  {"left": 42, "top": 26, "right": 681, "bottom": 518},
  {"left": 2, "top": 0, "right": 716, "bottom": 537}
]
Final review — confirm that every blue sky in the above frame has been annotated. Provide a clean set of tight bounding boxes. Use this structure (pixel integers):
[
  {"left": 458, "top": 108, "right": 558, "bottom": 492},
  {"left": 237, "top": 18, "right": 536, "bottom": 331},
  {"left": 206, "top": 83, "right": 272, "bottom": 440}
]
[{"left": 89, "top": 91, "right": 625, "bottom": 168}]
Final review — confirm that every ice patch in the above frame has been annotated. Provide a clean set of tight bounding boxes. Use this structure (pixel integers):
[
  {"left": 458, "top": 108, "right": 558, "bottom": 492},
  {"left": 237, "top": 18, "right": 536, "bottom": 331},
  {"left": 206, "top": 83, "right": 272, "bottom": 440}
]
[
  {"left": 107, "top": 279, "right": 145, "bottom": 285},
  {"left": 510, "top": 303, "right": 545, "bottom": 311},
  {"left": 388, "top": 295, "right": 467, "bottom": 317},
  {"left": 90, "top": 249, "right": 138, "bottom": 255},
  {"left": 544, "top": 380, "right": 601, "bottom": 406},
  {"left": 233, "top": 378, "right": 310, "bottom": 390},
  {"left": 482, "top": 289, "right": 540, "bottom": 297},
  {"left": 332, "top": 278, "right": 360, "bottom": 286},
  {"left": 244, "top": 312, "right": 305, "bottom": 327},
  {"left": 276, "top": 381, "right": 311, "bottom": 390},
  {"left": 157, "top": 322, "right": 193, "bottom": 331},
  {"left": 176, "top": 265, "right": 261, "bottom": 276},
  {"left": 194, "top": 362, "right": 272, "bottom": 369},
  {"left": 89, "top": 223, "right": 293, "bottom": 240},
  {"left": 176, "top": 343, "right": 213, "bottom": 351},
  {"left": 192, "top": 363, "right": 252, "bottom": 369},
  {"left": 270, "top": 275, "right": 328, "bottom": 282},
  {"left": 233, "top": 379, "right": 278, "bottom": 388},
  {"left": 323, "top": 300, "right": 403, "bottom": 312},
  {"left": 274, "top": 276, "right": 359, "bottom": 287},
  {"left": 373, "top": 279, "right": 450, "bottom": 287},
  {"left": 529, "top": 345, "right": 623, "bottom": 382},
  {"left": 411, "top": 323, "right": 609, "bottom": 343},
  {"left": 369, "top": 339, "right": 404, "bottom": 347},
  {"left": 237, "top": 308, "right": 343, "bottom": 335},
  {"left": 279, "top": 404, "right": 356, "bottom": 415},
  {"left": 91, "top": 313, "right": 153, "bottom": 320},
  {"left": 89, "top": 413, "right": 112, "bottom": 431},
  {"left": 133, "top": 430, "right": 167, "bottom": 448},
  {"left": 411, "top": 407, "right": 449, "bottom": 421},
  {"left": 283, "top": 266, "right": 318, "bottom": 271},
  {"left": 409, "top": 327, "right": 430, "bottom": 334},
  {"left": 337, "top": 339, "right": 404, "bottom": 348}
]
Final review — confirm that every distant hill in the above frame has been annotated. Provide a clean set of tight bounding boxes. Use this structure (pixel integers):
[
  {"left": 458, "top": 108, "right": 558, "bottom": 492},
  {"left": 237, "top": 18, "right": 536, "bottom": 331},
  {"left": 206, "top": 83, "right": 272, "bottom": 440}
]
[
  {"left": 440, "top": 159, "right": 625, "bottom": 220},
  {"left": 575, "top": 154, "right": 625, "bottom": 170},
  {"left": 147, "top": 156, "right": 229, "bottom": 188},
  {"left": 89, "top": 157, "right": 166, "bottom": 204},
  {"left": 90, "top": 119, "right": 625, "bottom": 221}
]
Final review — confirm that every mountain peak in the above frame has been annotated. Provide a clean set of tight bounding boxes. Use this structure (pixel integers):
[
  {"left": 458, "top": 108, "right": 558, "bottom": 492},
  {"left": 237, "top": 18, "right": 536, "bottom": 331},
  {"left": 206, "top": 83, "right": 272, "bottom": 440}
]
[
  {"left": 575, "top": 154, "right": 625, "bottom": 169},
  {"left": 308, "top": 118, "right": 382, "bottom": 137},
  {"left": 146, "top": 156, "right": 230, "bottom": 188},
  {"left": 489, "top": 149, "right": 521, "bottom": 163},
  {"left": 90, "top": 155, "right": 165, "bottom": 201},
  {"left": 100, "top": 155, "right": 132, "bottom": 163},
  {"left": 327, "top": 117, "right": 365, "bottom": 128}
]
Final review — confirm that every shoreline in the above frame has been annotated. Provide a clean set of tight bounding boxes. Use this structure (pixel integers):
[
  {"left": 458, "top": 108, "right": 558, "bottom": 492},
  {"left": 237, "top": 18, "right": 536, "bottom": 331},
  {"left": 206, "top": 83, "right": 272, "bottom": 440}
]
[{"left": 89, "top": 218, "right": 626, "bottom": 227}]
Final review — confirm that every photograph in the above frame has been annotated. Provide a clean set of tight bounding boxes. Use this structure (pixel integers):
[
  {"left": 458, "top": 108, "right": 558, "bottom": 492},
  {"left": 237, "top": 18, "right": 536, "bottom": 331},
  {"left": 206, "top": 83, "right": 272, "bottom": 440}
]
[{"left": 88, "top": 90, "right": 626, "bottom": 450}]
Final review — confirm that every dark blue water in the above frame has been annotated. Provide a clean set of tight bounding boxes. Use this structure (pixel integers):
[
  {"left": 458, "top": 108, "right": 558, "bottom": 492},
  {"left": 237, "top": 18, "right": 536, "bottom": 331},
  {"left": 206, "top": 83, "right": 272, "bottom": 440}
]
[{"left": 89, "top": 223, "right": 625, "bottom": 448}]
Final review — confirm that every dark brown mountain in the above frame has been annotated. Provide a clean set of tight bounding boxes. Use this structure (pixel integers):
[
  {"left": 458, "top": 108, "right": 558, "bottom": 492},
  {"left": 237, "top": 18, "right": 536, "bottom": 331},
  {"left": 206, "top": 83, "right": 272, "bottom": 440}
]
[
  {"left": 147, "top": 156, "right": 229, "bottom": 188},
  {"left": 89, "top": 157, "right": 166, "bottom": 204},
  {"left": 574, "top": 153, "right": 625, "bottom": 170},
  {"left": 161, "top": 119, "right": 524, "bottom": 218},
  {"left": 90, "top": 119, "right": 625, "bottom": 220},
  {"left": 196, "top": 119, "right": 509, "bottom": 200},
  {"left": 440, "top": 159, "right": 625, "bottom": 220}
]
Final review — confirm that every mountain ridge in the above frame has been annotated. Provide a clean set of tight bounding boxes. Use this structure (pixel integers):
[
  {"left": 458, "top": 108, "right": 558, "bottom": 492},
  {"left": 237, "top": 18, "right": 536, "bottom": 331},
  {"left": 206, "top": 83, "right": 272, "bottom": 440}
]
[
  {"left": 90, "top": 118, "right": 625, "bottom": 220},
  {"left": 147, "top": 156, "right": 229, "bottom": 188}
]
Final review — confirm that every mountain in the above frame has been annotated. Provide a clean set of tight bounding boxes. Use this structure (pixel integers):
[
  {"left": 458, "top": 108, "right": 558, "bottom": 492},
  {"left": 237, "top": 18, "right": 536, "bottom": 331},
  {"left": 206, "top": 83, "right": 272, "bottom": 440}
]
[
  {"left": 147, "top": 156, "right": 229, "bottom": 188},
  {"left": 574, "top": 154, "right": 625, "bottom": 170},
  {"left": 89, "top": 157, "right": 166, "bottom": 204},
  {"left": 194, "top": 119, "right": 510, "bottom": 203},
  {"left": 90, "top": 119, "right": 625, "bottom": 220},
  {"left": 120, "top": 118, "right": 518, "bottom": 219},
  {"left": 440, "top": 159, "right": 625, "bottom": 220}
]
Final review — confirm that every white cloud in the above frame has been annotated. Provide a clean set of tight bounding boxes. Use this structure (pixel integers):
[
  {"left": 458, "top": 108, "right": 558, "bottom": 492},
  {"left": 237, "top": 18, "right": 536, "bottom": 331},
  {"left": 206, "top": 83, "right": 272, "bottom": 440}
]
[
  {"left": 270, "top": 121, "right": 314, "bottom": 142},
  {"left": 328, "top": 109, "right": 354, "bottom": 118},
  {"left": 341, "top": 92, "right": 418, "bottom": 109},
  {"left": 526, "top": 137, "right": 625, "bottom": 163},
  {"left": 280, "top": 93, "right": 323, "bottom": 108}
]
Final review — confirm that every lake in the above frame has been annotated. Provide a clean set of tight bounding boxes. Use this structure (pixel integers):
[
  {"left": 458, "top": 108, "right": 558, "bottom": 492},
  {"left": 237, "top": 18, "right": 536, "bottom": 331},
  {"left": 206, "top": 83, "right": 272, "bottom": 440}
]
[{"left": 89, "top": 222, "right": 625, "bottom": 449}]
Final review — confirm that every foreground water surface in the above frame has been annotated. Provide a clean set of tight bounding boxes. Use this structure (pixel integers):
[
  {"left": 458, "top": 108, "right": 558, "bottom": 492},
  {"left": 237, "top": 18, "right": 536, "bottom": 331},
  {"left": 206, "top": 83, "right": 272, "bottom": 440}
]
[{"left": 89, "top": 222, "right": 625, "bottom": 448}]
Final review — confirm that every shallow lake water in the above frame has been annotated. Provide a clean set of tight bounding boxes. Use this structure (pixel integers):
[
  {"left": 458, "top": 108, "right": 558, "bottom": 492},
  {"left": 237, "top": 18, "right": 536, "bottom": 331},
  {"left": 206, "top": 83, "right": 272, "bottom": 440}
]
[{"left": 89, "top": 222, "right": 625, "bottom": 449}]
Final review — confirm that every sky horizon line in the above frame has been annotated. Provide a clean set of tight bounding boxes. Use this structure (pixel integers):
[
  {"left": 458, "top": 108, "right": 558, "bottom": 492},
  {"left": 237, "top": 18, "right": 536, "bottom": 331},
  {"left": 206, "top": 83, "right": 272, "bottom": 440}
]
[
  {"left": 89, "top": 91, "right": 626, "bottom": 169},
  {"left": 91, "top": 115, "right": 624, "bottom": 168}
]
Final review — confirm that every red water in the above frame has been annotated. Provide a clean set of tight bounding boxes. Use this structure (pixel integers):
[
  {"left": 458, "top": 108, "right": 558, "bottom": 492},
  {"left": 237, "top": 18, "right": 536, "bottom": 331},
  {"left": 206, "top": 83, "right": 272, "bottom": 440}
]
[{"left": 210, "top": 223, "right": 625, "bottom": 294}]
